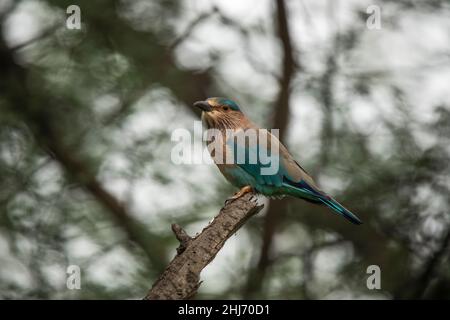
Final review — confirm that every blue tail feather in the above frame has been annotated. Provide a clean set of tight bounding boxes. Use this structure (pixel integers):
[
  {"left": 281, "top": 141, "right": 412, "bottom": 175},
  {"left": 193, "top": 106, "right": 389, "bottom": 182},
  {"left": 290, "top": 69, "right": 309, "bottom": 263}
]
[
  {"left": 283, "top": 178, "right": 362, "bottom": 225},
  {"left": 320, "top": 198, "right": 362, "bottom": 225}
]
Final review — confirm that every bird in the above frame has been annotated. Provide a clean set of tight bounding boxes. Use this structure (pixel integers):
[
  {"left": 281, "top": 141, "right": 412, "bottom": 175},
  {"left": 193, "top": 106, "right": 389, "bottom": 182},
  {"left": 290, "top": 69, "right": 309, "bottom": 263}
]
[{"left": 193, "top": 97, "right": 362, "bottom": 225}]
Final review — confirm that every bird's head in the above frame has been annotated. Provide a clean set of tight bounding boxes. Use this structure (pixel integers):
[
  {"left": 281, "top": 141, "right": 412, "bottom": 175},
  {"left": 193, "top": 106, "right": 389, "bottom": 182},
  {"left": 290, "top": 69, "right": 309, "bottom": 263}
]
[{"left": 193, "top": 97, "right": 245, "bottom": 129}]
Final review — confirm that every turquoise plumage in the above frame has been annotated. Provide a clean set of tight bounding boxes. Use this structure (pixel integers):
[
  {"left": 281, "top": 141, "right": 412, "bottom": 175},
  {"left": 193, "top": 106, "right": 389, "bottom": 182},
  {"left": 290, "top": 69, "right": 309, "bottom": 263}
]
[{"left": 194, "top": 97, "right": 362, "bottom": 225}]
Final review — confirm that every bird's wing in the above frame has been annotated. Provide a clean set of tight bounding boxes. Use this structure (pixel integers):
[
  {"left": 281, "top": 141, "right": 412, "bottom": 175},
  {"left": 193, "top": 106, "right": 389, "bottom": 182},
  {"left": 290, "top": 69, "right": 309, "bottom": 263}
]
[
  {"left": 278, "top": 142, "right": 330, "bottom": 197},
  {"left": 279, "top": 143, "right": 362, "bottom": 224},
  {"left": 226, "top": 128, "right": 324, "bottom": 195},
  {"left": 225, "top": 128, "right": 282, "bottom": 187},
  {"left": 226, "top": 128, "right": 362, "bottom": 224}
]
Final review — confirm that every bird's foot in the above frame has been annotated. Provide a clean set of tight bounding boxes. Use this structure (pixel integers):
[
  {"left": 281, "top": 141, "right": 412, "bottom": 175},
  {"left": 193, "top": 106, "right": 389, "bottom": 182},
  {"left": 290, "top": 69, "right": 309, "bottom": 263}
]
[{"left": 225, "top": 186, "right": 253, "bottom": 206}]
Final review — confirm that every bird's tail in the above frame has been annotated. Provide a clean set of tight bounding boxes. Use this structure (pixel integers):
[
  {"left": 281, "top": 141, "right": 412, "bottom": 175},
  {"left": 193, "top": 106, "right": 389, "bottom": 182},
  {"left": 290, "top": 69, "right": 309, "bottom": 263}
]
[
  {"left": 319, "top": 197, "right": 362, "bottom": 225},
  {"left": 282, "top": 178, "right": 362, "bottom": 224}
]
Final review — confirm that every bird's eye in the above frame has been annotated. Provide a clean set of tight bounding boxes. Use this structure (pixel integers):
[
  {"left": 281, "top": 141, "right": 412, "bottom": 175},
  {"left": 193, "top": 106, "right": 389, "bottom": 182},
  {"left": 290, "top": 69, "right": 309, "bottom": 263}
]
[{"left": 222, "top": 106, "right": 229, "bottom": 111}]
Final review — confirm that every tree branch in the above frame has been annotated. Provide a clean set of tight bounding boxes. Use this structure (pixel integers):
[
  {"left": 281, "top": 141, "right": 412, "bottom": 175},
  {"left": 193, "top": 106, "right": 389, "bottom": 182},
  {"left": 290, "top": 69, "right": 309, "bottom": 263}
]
[
  {"left": 169, "top": 10, "right": 216, "bottom": 51},
  {"left": 145, "top": 193, "right": 264, "bottom": 300},
  {"left": 244, "top": 0, "right": 297, "bottom": 298}
]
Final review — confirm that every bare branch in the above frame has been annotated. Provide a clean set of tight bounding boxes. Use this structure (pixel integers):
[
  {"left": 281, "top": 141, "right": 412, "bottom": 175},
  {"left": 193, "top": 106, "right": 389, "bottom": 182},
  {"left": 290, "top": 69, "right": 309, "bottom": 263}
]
[
  {"left": 171, "top": 223, "right": 193, "bottom": 254},
  {"left": 145, "top": 193, "right": 264, "bottom": 300},
  {"left": 169, "top": 10, "right": 216, "bottom": 51}
]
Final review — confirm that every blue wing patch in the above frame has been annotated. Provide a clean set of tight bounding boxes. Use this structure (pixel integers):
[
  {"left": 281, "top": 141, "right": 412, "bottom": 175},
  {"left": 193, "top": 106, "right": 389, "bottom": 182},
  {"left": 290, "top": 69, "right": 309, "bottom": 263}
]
[{"left": 226, "top": 134, "right": 284, "bottom": 187}]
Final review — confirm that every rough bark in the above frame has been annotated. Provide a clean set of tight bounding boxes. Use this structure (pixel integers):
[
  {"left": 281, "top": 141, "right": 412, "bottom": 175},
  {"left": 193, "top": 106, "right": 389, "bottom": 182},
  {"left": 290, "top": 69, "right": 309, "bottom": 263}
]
[{"left": 145, "top": 193, "right": 264, "bottom": 300}]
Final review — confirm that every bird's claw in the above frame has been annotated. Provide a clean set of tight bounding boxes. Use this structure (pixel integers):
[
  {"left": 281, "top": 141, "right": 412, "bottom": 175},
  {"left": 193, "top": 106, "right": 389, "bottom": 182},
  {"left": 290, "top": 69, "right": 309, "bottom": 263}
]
[
  {"left": 224, "top": 186, "right": 253, "bottom": 206},
  {"left": 224, "top": 197, "right": 236, "bottom": 206}
]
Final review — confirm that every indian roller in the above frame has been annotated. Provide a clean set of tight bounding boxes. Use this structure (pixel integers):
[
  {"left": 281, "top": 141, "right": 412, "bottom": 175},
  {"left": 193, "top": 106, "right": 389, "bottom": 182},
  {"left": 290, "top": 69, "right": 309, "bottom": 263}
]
[{"left": 193, "top": 97, "right": 362, "bottom": 225}]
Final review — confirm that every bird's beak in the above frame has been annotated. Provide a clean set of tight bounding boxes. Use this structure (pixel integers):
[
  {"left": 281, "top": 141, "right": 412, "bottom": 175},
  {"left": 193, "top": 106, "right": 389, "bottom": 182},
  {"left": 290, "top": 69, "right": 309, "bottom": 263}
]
[{"left": 193, "top": 101, "right": 212, "bottom": 112}]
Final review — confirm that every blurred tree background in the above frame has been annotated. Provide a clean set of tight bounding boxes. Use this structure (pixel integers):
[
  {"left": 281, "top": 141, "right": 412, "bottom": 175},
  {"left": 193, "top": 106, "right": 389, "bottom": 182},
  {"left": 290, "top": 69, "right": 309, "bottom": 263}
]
[{"left": 0, "top": 0, "right": 449, "bottom": 299}]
